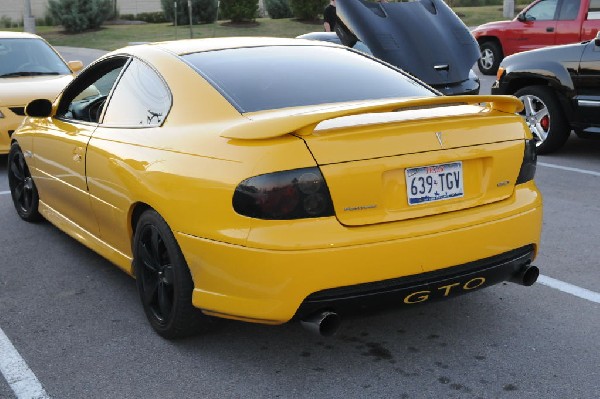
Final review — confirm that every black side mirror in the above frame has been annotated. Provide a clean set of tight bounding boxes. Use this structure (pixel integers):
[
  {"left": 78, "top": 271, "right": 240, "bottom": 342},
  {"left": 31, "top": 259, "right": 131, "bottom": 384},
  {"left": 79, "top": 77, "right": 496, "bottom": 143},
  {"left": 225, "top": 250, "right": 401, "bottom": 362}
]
[
  {"left": 595, "top": 31, "right": 600, "bottom": 47},
  {"left": 517, "top": 13, "right": 526, "bottom": 22},
  {"left": 25, "top": 99, "right": 53, "bottom": 118}
]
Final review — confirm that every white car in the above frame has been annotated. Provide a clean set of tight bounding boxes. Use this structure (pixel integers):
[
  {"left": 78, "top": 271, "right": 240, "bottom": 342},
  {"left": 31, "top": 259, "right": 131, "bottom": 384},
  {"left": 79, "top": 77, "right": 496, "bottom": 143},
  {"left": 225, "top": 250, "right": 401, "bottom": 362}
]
[{"left": 0, "top": 31, "right": 82, "bottom": 154}]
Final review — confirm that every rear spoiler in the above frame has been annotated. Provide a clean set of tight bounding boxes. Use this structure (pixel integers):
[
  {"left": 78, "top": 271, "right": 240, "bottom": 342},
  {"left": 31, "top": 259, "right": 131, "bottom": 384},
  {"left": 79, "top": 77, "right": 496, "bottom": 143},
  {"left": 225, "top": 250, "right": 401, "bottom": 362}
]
[{"left": 220, "top": 95, "right": 523, "bottom": 140}]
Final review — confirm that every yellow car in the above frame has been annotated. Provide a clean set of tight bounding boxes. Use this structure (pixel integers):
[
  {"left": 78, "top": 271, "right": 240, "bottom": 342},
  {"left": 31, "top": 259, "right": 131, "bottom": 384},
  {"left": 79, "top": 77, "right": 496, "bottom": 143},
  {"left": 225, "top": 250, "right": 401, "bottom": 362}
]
[
  {"left": 9, "top": 37, "right": 542, "bottom": 339},
  {"left": 0, "top": 31, "right": 83, "bottom": 154}
]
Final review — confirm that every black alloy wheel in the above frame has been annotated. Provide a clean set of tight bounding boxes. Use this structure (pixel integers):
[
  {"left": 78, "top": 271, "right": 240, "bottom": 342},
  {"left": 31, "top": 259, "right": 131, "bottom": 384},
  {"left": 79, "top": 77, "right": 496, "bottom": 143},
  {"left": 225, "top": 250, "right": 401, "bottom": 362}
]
[
  {"left": 133, "top": 210, "right": 213, "bottom": 339},
  {"left": 8, "top": 142, "right": 42, "bottom": 222}
]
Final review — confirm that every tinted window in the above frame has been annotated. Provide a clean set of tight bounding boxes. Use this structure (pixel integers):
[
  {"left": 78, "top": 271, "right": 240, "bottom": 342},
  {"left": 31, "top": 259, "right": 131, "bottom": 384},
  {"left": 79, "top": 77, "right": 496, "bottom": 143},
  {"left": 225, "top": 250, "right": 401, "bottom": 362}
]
[
  {"left": 182, "top": 45, "right": 434, "bottom": 113},
  {"left": 58, "top": 57, "right": 128, "bottom": 123},
  {"left": 0, "top": 38, "right": 70, "bottom": 77},
  {"left": 559, "top": 0, "right": 580, "bottom": 20},
  {"left": 525, "top": 0, "right": 559, "bottom": 21},
  {"left": 102, "top": 59, "right": 171, "bottom": 126}
]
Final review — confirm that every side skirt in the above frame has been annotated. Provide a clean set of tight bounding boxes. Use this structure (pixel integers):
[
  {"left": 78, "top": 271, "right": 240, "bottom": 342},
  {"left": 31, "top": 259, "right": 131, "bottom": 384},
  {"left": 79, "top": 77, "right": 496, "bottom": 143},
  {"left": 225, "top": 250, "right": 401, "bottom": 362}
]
[{"left": 39, "top": 200, "right": 134, "bottom": 276}]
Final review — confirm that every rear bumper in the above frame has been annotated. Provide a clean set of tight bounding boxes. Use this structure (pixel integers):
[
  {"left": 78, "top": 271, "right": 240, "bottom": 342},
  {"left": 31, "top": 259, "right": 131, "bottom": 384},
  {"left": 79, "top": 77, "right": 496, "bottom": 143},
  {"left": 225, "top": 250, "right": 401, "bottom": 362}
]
[
  {"left": 177, "top": 183, "right": 542, "bottom": 324},
  {"left": 294, "top": 245, "right": 534, "bottom": 320}
]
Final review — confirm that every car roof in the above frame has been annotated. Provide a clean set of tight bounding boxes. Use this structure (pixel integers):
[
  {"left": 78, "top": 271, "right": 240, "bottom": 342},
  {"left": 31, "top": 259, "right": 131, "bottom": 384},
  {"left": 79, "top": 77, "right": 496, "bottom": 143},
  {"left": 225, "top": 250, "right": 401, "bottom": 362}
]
[
  {"left": 0, "top": 31, "right": 42, "bottom": 40},
  {"left": 296, "top": 32, "right": 341, "bottom": 43},
  {"left": 128, "top": 37, "right": 341, "bottom": 56}
]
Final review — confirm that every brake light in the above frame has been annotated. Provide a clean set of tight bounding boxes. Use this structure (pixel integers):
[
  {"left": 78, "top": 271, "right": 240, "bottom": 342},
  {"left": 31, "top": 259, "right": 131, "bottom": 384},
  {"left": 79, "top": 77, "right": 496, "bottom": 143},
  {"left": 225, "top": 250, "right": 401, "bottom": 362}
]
[
  {"left": 233, "top": 167, "right": 334, "bottom": 220},
  {"left": 516, "top": 139, "right": 537, "bottom": 184}
]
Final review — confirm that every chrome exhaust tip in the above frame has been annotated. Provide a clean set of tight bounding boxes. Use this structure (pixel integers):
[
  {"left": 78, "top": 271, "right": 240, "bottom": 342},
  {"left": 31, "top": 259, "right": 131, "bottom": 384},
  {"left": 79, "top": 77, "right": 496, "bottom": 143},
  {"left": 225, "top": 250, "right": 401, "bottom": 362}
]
[{"left": 300, "top": 311, "right": 341, "bottom": 337}]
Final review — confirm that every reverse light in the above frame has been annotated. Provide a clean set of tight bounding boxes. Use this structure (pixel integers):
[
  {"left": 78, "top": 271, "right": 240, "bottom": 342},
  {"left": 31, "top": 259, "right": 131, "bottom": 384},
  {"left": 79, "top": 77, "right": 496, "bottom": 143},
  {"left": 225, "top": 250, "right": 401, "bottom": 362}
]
[
  {"left": 233, "top": 167, "right": 334, "bottom": 220},
  {"left": 516, "top": 139, "right": 537, "bottom": 184}
]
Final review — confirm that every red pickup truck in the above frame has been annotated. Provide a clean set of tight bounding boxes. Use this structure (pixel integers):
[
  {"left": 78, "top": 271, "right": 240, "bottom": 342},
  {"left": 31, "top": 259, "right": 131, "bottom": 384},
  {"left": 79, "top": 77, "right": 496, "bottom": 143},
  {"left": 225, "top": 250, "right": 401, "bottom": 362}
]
[{"left": 472, "top": 0, "right": 600, "bottom": 74}]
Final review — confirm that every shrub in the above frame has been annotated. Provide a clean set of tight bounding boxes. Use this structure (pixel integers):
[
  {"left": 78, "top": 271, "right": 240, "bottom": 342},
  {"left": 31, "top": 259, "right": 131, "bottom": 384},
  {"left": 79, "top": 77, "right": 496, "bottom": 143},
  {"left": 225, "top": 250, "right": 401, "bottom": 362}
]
[
  {"left": 48, "top": 0, "right": 114, "bottom": 33},
  {"left": 161, "top": 0, "right": 218, "bottom": 25},
  {"left": 219, "top": 0, "right": 258, "bottom": 23},
  {"left": 0, "top": 16, "right": 13, "bottom": 28},
  {"left": 266, "top": 0, "right": 293, "bottom": 19},
  {"left": 136, "top": 12, "right": 168, "bottom": 23},
  {"left": 290, "top": 0, "right": 327, "bottom": 21}
]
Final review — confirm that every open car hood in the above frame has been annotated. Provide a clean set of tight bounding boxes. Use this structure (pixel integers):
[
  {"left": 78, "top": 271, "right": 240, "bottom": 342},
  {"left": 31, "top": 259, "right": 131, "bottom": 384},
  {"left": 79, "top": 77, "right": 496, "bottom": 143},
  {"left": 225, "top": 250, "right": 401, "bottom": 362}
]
[{"left": 335, "top": 0, "right": 480, "bottom": 86}]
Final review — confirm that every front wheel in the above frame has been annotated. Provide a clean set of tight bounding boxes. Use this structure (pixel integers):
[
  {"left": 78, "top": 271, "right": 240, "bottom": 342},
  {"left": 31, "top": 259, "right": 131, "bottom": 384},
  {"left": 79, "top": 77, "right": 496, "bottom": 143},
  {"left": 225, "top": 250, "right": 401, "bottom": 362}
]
[
  {"left": 515, "top": 86, "right": 570, "bottom": 154},
  {"left": 477, "top": 41, "right": 502, "bottom": 76},
  {"left": 133, "top": 210, "right": 214, "bottom": 339},
  {"left": 8, "top": 142, "right": 42, "bottom": 222}
]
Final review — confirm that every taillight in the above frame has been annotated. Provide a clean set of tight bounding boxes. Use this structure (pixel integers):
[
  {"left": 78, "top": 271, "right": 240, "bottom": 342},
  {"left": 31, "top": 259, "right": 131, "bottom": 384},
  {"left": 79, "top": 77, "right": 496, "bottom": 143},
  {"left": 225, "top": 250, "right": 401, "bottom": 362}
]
[
  {"left": 233, "top": 167, "right": 334, "bottom": 220},
  {"left": 516, "top": 139, "right": 537, "bottom": 184}
]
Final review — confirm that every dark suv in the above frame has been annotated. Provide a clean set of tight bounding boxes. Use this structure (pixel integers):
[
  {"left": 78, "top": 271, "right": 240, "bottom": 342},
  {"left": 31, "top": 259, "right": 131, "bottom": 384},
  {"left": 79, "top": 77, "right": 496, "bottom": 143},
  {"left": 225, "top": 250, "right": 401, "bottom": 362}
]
[{"left": 492, "top": 32, "right": 600, "bottom": 154}]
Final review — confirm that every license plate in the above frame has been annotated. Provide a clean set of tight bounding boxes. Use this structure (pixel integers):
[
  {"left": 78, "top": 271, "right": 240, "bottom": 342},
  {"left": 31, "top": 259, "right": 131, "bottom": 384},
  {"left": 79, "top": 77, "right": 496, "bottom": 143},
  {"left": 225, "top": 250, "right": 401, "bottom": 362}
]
[{"left": 405, "top": 161, "right": 464, "bottom": 205}]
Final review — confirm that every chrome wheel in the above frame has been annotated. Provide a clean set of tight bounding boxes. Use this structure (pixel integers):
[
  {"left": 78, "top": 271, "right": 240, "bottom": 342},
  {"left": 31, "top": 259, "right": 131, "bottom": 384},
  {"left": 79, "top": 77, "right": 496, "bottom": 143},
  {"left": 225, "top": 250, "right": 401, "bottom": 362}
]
[
  {"left": 480, "top": 48, "right": 494, "bottom": 70},
  {"left": 514, "top": 86, "right": 570, "bottom": 154},
  {"left": 518, "top": 93, "right": 550, "bottom": 147},
  {"left": 477, "top": 42, "right": 502, "bottom": 75}
]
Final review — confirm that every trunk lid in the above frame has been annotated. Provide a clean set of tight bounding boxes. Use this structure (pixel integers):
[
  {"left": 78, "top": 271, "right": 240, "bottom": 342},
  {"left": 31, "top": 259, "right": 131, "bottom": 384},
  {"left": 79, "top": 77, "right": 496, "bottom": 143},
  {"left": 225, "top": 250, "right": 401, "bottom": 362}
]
[{"left": 301, "top": 105, "right": 527, "bottom": 227}]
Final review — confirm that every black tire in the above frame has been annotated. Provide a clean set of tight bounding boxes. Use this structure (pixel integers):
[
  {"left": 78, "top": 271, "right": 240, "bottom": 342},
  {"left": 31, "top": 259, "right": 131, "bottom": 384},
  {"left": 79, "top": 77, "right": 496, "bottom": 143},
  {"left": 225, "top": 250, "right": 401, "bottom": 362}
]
[
  {"left": 515, "top": 86, "right": 570, "bottom": 154},
  {"left": 477, "top": 41, "right": 502, "bottom": 76},
  {"left": 8, "top": 142, "right": 42, "bottom": 222},
  {"left": 133, "top": 210, "right": 214, "bottom": 339}
]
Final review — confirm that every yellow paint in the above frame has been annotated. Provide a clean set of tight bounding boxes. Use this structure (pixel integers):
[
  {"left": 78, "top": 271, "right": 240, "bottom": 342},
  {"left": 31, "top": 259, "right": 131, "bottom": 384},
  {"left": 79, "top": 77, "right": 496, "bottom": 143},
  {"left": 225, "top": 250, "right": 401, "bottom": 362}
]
[{"left": 12, "top": 38, "right": 543, "bottom": 325}]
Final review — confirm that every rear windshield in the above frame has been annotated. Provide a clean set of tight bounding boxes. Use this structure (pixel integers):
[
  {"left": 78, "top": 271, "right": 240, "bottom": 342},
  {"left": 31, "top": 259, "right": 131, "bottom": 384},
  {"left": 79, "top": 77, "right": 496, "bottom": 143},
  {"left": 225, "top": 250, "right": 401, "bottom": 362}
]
[{"left": 181, "top": 45, "right": 435, "bottom": 113}]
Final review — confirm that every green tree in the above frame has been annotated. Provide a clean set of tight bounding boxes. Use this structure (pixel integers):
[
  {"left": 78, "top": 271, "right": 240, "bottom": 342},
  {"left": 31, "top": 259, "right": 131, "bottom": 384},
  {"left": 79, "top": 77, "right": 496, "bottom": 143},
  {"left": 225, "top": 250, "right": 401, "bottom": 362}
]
[
  {"left": 219, "top": 0, "right": 258, "bottom": 23},
  {"left": 48, "top": 0, "right": 114, "bottom": 33},
  {"left": 265, "top": 0, "right": 293, "bottom": 19},
  {"left": 160, "top": 0, "right": 219, "bottom": 25},
  {"left": 290, "top": 0, "right": 327, "bottom": 21}
]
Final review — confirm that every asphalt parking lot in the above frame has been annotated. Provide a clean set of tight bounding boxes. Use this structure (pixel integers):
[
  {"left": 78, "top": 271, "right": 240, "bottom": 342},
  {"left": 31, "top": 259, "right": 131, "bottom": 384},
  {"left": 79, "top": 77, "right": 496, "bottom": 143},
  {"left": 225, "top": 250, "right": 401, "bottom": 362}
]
[{"left": 1, "top": 58, "right": 599, "bottom": 399}]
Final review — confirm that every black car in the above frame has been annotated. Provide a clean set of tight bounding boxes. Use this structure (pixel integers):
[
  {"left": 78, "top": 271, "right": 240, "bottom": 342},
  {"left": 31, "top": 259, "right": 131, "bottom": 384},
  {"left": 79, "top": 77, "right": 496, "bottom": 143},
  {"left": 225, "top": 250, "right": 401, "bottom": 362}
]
[
  {"left": 299, "top": 0, "right": 480, "bottom": 96},
  {"left": 492, "top": 32, "right": 600, "bottom": 154}
]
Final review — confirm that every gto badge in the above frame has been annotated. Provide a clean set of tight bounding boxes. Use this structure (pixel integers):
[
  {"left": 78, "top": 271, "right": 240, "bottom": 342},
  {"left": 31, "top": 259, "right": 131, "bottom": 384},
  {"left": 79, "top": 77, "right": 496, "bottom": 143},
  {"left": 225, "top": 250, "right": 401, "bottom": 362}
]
[
  {"left": 403, "top": 276, "right": 486, "bottom": 304},
  {"left": 435, "top": 131, "right": 444, "bottom": 148}
]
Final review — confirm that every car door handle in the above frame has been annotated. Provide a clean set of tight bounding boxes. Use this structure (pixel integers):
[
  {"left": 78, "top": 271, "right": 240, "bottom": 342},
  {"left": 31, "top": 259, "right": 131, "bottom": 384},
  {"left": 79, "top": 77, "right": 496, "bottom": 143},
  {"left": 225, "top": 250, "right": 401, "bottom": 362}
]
[{"left": 546, "top": 27, "right": 554, "bottom": 32}]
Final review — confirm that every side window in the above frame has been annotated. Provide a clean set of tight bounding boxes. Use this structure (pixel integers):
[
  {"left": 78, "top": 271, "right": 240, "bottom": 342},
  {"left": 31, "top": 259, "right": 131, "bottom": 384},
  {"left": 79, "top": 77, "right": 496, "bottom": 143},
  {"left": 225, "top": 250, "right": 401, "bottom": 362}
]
[
  {"left": 57, "top": 57, "right": 129, "bottom": 123},
  {"left": 589, "top": 0, "right": 600, "bottom": 19},
  {"left": 525, "top": 0, "right": 559, "bottom": 21},
  {"left": 102, "top": 59, "right": 171, "bottom": 127},
  {"left": 558, "top": 0, "right": 580, "bottom": 20}
]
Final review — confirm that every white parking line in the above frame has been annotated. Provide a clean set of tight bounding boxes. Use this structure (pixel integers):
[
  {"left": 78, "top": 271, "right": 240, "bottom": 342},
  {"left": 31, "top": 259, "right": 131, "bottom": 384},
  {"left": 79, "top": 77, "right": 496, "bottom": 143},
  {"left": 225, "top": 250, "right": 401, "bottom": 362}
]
[
  {"left": 0, "top": 326, "right": 51, "bottom": 399},
  {"left": 0, "top": 191, "right": 10, "bottom": 195},
  {"left": 538, "top": 275, "right": 600, "bottom": 304},
  {"left": 538, "top": 162, "right": 600, "bottom": 177}
]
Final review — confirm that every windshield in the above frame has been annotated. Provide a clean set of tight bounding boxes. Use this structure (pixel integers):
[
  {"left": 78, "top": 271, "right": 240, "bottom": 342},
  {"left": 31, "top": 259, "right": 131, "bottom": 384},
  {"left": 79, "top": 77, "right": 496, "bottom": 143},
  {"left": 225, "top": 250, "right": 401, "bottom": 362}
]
[
  {"left": 0, "top": 38, "right": 71, "bottom": 78},
  {"left": 182, "top": 45, "right": 435, "bottom": 113}
]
